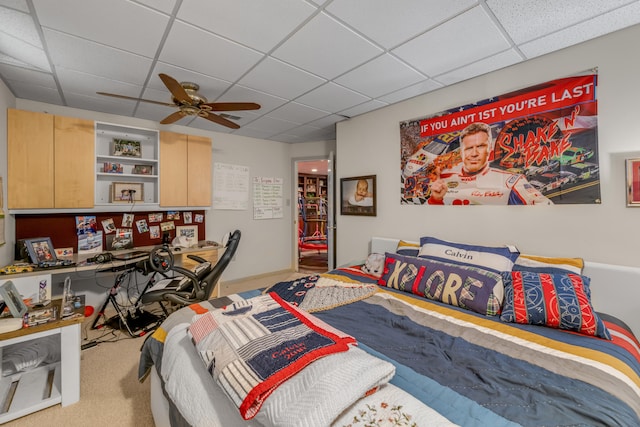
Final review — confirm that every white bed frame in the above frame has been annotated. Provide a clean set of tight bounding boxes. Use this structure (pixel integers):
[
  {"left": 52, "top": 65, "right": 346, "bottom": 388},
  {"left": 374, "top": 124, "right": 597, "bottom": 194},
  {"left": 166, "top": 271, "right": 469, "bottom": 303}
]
[
  {"left": 370, "top": 236, "right": 640, "bottom": 338},
  {"left": 149, "top": 236, "right": 640, "bottom": 426}
]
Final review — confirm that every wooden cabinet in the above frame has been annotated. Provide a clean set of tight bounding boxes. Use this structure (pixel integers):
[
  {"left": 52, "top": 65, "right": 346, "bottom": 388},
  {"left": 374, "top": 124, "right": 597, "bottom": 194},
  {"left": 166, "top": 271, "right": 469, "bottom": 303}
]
[
  {"left": 160, "top": 131, "right": 212, "bottom": 207},
  {"left": 7, "top": 109, "right": 94, "bottom": 209},
  {"left": 7, "top": 109, "right": 212, "bottom": 211}
]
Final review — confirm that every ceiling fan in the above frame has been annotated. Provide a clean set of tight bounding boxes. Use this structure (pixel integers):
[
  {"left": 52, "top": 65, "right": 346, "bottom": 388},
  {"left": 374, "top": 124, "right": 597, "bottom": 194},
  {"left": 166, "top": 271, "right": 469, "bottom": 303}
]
[{"left": 97, "top": 73, "right": 260, "bottom": 129}]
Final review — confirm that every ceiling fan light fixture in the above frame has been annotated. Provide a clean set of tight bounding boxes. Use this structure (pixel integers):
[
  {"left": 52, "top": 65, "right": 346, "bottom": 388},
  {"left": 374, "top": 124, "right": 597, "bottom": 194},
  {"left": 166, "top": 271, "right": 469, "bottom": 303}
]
[{"left": 97, "top": 73, "right": 260, "bottom": 129}]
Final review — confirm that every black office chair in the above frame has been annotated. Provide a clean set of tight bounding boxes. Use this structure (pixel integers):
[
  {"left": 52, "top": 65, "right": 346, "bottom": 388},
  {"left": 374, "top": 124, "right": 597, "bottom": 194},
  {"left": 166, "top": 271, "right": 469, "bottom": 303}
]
[{"left": 140, "top": 230, "right": 241, "bottom": 316}]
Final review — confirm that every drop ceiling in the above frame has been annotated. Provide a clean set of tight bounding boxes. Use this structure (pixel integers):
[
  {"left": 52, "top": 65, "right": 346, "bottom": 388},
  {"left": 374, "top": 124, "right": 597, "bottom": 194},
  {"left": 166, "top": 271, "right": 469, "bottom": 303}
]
[{"left": 1, "top": 0, "right": 639, "bottom": 143}]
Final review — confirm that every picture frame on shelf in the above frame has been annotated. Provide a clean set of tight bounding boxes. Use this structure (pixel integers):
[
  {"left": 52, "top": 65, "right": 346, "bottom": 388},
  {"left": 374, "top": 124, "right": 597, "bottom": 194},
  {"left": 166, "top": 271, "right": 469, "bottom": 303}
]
[
  {"left": 0, "top": 280, "right": 28, "bottom": 318},
  {"left": 23, "top": 237, "right": 57, "bottom": 264},
  {"left": 132, "top": 164, "right": 153, "bottom": 175},
  {"left": 103, "top": 162, "right": 123, "bottom": 174},
  {"left": 112, "top": 138, "right": 142, "bottom": 157},
  {"left": 111, "top": 182, "right": 144, "bottom": 203},
  {"left": 626, "top": 158, "right": 640, "bottom": 206},
  {"left": 340, "top": 175, "right": 376, "bottom": 216},
  {"left": 176, "top": 225, "right": 198, "bottom": 247}
]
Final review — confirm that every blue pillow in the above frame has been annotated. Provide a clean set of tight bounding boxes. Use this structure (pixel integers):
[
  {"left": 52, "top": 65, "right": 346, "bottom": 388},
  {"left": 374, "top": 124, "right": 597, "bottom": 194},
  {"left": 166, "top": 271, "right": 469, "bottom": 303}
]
[
  {"left": 418, "top": 236, "right": 519, "bottom": 273},
  {"left": 378, "top": 252, "right": 504, "bottom": 316},
  {"left": 500, "top": 271, "right": 611, "bottom": 340}
]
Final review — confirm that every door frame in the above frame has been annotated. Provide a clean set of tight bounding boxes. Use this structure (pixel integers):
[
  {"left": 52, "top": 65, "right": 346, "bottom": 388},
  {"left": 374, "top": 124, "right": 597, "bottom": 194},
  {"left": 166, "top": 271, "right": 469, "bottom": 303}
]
[{"left": 292, "top": 156, "right": 334, "bottom": 271}]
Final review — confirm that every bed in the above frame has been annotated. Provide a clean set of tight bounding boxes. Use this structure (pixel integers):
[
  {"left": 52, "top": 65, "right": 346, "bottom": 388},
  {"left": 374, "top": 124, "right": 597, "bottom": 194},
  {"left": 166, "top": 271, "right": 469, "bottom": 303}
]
[{"left": 139, "top": 236, "right": 640, "bottom": 427}]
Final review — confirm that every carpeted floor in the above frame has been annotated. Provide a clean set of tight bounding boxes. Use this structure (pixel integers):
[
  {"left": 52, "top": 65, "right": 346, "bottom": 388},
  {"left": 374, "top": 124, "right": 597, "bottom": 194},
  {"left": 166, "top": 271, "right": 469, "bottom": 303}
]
[{"left": 299, "top": 249, "right": 328, "bottom": 273}]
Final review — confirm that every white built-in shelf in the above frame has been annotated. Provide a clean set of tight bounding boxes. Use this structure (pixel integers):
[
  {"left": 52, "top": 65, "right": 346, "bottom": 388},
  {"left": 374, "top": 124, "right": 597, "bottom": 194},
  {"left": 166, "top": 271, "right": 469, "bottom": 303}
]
[{"left": 95, "top": 122, "right": 160, "bottom": 207}]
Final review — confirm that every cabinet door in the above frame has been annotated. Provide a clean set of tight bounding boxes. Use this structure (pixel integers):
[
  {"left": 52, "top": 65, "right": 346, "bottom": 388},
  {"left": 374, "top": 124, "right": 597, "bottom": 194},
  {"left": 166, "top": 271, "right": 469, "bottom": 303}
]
[
  {"left": 187, "top": 135, "right": 212, "bottom": 206},
  {"left": 7, "top": 109, "right": 55, "bottom": 209},
  {"left": 159, "top": 131, "right": 188, "bottom": 206},
  {"left": 54, "top": 116, "right": 95, "bottom": 208}
]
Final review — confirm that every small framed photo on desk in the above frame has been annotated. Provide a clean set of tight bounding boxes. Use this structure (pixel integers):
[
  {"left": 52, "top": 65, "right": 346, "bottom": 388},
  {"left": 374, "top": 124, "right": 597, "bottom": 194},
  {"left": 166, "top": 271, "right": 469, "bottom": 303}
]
[
  {"left": 24, "top": 237, "right": 57, "bottom": 264},
  {"left": 0, "top": 280, "right": 28, "bottom": 318}
]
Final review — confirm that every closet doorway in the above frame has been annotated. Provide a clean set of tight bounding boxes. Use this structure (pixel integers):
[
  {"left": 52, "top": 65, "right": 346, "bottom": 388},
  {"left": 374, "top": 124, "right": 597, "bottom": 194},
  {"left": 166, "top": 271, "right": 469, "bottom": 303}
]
[{"left": 295, "top": 157, "right": 334, "bottom": 273}]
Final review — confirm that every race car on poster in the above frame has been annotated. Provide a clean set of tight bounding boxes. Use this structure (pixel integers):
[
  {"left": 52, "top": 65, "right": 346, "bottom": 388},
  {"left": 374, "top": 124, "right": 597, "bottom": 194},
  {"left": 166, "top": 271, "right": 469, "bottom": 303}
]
[
  {"left": 402, "top": 137, "right": 460, "bottom": 177},
  {"left": 529, "top": 171, "right": 578, "bottom": 193},
  {"left": 524, "top": 159, "right": 560, "bottom": 178},
  {"left": 557, "top": 146, "right": 594, "bottom": 166},
  {"left": 566, "top": 162, "right": 599, "bottom": 181}
]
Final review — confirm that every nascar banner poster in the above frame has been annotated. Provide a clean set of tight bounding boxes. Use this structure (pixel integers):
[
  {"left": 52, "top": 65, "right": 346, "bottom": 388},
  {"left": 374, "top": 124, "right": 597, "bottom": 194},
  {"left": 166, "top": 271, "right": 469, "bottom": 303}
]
[{"left": 400, "top": 74, "right": 600, "bottom": 205}]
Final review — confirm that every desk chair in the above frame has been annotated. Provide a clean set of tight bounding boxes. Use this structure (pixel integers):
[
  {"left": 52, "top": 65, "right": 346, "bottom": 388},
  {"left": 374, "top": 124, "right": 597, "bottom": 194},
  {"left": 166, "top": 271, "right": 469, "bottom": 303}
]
[{"left": 140, "top": 230, "right": 241, "bottom": 316}]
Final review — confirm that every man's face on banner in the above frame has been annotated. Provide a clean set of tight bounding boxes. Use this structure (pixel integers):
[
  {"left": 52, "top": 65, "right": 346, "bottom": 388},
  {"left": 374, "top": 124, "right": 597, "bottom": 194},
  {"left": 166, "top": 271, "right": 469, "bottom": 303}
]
[{"left": 461, "top": 131, "right": 490, "bottom": 173}]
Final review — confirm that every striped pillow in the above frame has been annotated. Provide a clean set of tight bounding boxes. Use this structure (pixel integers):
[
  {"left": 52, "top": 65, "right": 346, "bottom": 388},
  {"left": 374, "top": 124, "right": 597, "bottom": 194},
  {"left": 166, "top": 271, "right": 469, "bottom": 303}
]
[
  {"left": 514, "top": 254, "right": 584, "bottom": 274},
  {"left": 501, "top": 271, "right": 611, "bottom": 339},
  {"left": 395, "top": 240, "right": 420, "bottom": 257}
]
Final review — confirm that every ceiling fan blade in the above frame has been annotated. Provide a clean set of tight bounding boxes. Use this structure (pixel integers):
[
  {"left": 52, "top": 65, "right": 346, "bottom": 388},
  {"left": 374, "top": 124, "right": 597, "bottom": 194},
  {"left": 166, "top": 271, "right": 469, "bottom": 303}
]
[
  {"left": 159, "top": 111, "right": 185, "bottom": 125},
  {"left": 159, "top": 73, "right": 192, "bottom": 105},
  {"left": 202, "top": 112, "right": 240, "bottom": 129},
  {"left": 203, "top": 102, "right": 261, "bottom": 112},
  {"left": 96, "top": 92, "right": 174, "bottom": 107}
]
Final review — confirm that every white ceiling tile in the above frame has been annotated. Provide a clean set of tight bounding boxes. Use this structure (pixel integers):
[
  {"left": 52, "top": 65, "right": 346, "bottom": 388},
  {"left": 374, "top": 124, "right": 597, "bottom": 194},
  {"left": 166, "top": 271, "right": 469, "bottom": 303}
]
[
  {"left": 8, "top": 80, "right": 62, "bottom": 104},
  {"left": 339, "top": 99, "right": 388, "bottom": 118},
  {"left": 435, "top": 49, "right": 523, "bottom": 86},
  {"left": 33, "top": 0, "right": 169, "bottom": 57},
  {"left": 43, "top": 29, "right": 153, "bottom": 85},
  {"left": 267, "top": 101, "right": 329, "bottom": 124},
  {"left": 57, "top": 67, "right": 146, "bottom": 100},
  {"left": 237, "top": 57, "right": 325, "bottom": 99},
  {"left": 519, "top": 2, "right": 640, "bottom": 59},
  {"left": 0, "top": 1, "right": 29, "bottom": 13},
  {"left": 158, "top": 21, "right": 264, "bottom": 82},
  {"left": 0, "top": 63, "right": 55, "bottom": 87},
  {"left": 487, "top": 0, "right": 636, "bottom": 44},
  {"left": 378, "top": 79, "right": 442, "bottom": 104},
  {"left": 176, "top": 0, "right": 317, "bottom": 53},
  {"left": 215, "top": 85, "right": 288, "bottom": 115},
  {"left": 296, "top": 82, "right": 370, "bottom": 112},
  {"left": 306, "top": 114, "right": 347, "bottom": 129},
  {"left": 272, "top": 12, "right": 383, "bottom": 79},
  {"left": 335, "top": 54, "right": 426, "bottom": 98},
  {"left": 326, "top": 0, "right": 476, "bottom": 49},
  {"left": 393, "top": 6, "right": 510, "bottom": 77},
  {"left": 64, "top": 90, "right": 136, "bottom": 116},
  {"left": 0, "top": 6, "right": 42, "bottom": 46},
  {"left": 136, "top": 0, "right": 177, "bottom": 14},
  {"left": 245, "top": 115, "right": 300, "bottom": 134}
]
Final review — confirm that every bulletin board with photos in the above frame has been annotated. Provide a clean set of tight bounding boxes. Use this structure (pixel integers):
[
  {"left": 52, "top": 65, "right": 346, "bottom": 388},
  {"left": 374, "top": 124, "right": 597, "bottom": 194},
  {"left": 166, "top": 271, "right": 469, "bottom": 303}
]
[{"left": 15, "top": 210, "right": 207, "bottom": 255}]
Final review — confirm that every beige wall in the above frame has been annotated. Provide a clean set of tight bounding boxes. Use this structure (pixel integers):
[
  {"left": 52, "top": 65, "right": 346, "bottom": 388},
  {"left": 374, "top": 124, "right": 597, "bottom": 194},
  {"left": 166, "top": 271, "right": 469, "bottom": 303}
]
[{"left": 336, "top": 24, "right": 640, "bottom": 268}]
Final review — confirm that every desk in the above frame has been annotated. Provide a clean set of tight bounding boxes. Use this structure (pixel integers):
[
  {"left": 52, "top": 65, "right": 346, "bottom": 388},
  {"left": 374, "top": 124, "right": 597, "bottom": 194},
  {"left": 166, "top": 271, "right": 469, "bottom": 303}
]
[
  {"left": 0, "top": 246, "right": 220, "bottom": 312},
  {"left": 0, "top": 299, "right": 84, "bottom": 423}
]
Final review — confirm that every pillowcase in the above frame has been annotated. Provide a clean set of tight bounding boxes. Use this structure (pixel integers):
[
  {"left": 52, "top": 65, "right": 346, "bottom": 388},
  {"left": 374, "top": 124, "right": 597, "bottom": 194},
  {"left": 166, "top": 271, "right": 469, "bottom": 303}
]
[
  {"left": 395, "top": 240, "right": 420, "bottom": 257},
  {"left": 500, "top": 271, "right": 611, "bottom": 340},
  {"left": 513, "top": 254, "right": 584, "bottom": 275},
  {"left": 418, "top": 236, "right": 520, "bottom": 273},
  {"left": 378, "top": 252, "right": 504, "bottom": 316}
]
